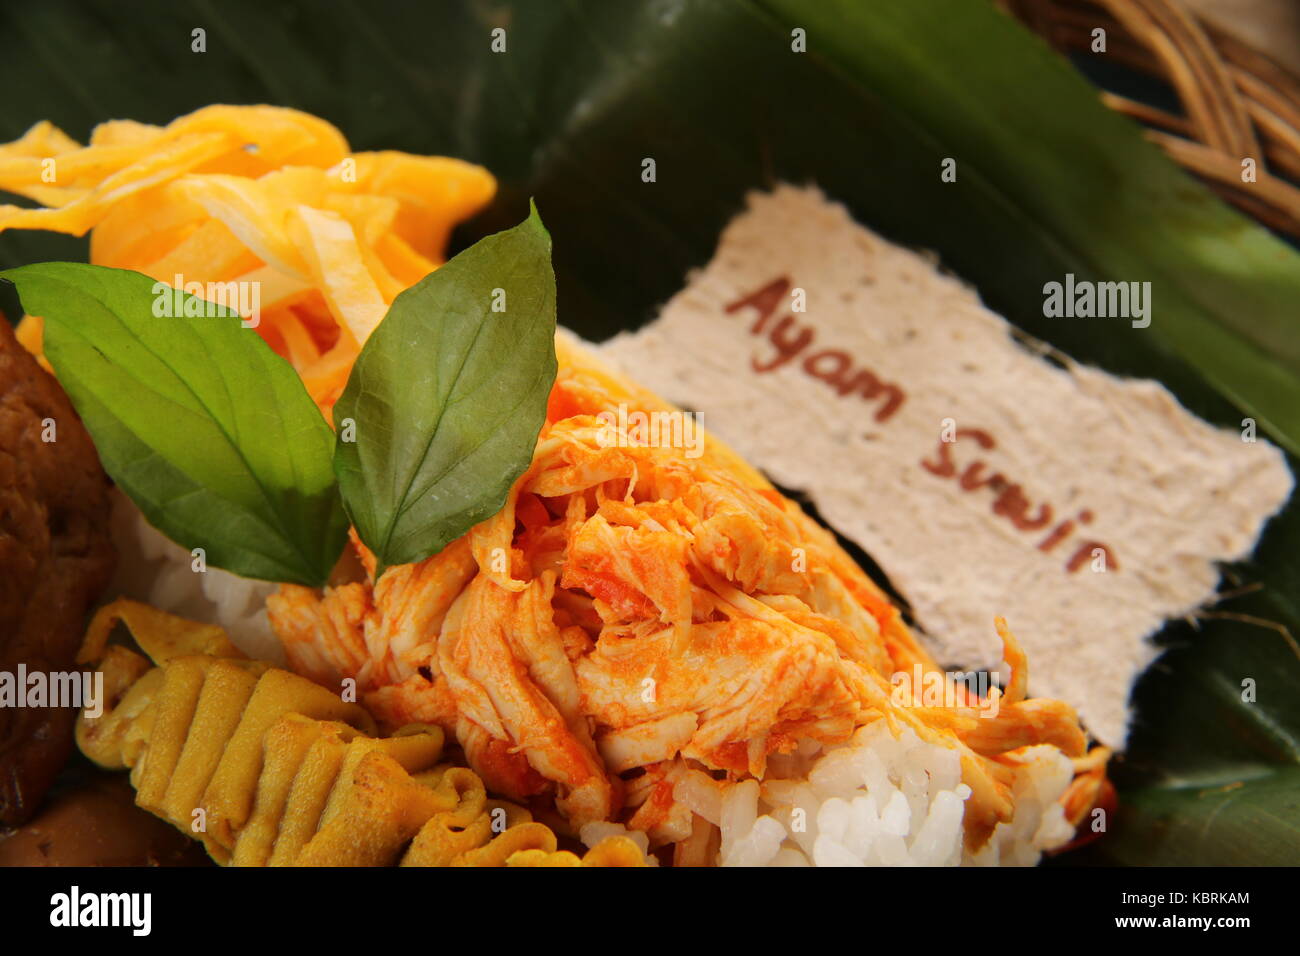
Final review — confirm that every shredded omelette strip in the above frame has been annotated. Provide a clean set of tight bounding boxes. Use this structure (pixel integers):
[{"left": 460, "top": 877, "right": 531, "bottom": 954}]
[{"left": 0, "top": 104, "right": 495, "bottom": 413}]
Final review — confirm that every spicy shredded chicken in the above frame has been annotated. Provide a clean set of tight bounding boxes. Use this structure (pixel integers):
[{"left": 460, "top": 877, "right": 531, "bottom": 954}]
[{"left": 268, "top": 335, "right": 1104, "bottom": 850}]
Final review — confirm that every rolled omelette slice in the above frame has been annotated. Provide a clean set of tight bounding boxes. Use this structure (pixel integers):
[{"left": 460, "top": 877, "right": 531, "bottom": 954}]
[{"left": 76, "top": 598, "right": 646, "bottom": 867}]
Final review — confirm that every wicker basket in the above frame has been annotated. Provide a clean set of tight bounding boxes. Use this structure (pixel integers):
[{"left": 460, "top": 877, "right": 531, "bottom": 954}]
[{"left": 1005, "top": 0, "right": 1300, "bottom": 239}]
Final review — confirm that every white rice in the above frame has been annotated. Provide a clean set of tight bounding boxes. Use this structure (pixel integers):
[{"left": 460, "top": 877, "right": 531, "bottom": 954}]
[
  {"left": 579, "top": 821, "right": 659, "bottom": 865},
  {"left": 676, "top": 720, "right": 1075, "bottom": 867},
  {"left": 107, "top": 491, "right": 284, "bottom": 664}
]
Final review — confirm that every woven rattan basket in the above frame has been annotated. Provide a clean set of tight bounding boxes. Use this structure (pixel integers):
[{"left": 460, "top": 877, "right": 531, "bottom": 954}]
[{"left": 1005, "top": 0, "right": 1300, "bottom": 238}]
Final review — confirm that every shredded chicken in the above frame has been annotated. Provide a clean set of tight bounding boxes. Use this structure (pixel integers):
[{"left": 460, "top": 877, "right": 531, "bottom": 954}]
[{"left": 268, "top": 336, "right": 1103, "bottom": 847}]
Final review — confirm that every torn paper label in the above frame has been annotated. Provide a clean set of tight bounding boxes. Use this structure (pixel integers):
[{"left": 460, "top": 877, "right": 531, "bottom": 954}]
[{"left": 596, "top": 184, "right": 1293, "bottom": 748}]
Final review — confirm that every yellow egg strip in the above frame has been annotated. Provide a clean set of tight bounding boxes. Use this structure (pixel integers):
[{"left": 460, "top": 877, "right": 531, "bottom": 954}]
[{"left": 0, "top": 105, "right": 496, "bottom": 414}]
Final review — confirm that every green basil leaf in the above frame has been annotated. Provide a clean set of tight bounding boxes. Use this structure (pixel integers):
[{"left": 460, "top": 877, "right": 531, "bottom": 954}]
[
  {"left": 1, "top": 262, "right": 348, "bottom": 586},
  {"left": 334, "top": 204, "right": 557, "bottom": 576}
]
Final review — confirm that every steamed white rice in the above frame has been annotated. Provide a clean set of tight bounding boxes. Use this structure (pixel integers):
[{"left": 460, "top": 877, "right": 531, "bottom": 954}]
[
  {"left": 107, "top": 490, "right": 284, "bottom": 664},
  {"left": 674, "top": 720, "right": 1075, "bottom": 867}
]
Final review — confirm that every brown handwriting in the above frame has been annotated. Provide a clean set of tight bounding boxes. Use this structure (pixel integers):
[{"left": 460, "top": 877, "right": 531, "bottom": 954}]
[
  {"left": 724, "top": 277, "right": 1117, "bottom": 576},
  {"left": 725, "top": 277, "right": 905, "bottom": 422},
  {"left": 922, "top": 429, "right": 1117, "bottom": 573}
]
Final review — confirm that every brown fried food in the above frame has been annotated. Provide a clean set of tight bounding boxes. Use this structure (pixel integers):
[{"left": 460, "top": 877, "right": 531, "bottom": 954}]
[
  {"left": 0, "top": 318, "right": 115, "bottom": 825},
  {"left": 0, "top": 771, "right": 211, "bottom": 867}
]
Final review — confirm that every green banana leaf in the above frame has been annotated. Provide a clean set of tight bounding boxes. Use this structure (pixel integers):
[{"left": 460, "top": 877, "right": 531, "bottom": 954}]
[{"left": 0, "top": 0, "right": 1296, "bottom": 865}]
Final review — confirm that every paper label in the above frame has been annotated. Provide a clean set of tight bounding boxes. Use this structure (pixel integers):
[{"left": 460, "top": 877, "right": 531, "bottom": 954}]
[{"left": 597, "top": 185, "right": 1293, "bottom": 747}]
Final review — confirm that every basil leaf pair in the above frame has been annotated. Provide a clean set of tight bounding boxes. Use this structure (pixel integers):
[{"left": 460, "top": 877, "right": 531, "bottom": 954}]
[{"left": 1, "top": 208, "right": 556, "bottom": 586}]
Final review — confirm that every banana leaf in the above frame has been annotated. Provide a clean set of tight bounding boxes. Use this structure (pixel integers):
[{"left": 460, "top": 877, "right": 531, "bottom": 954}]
[{"left": 0, "top": 0, "right": 1296, "bottom": 865}]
